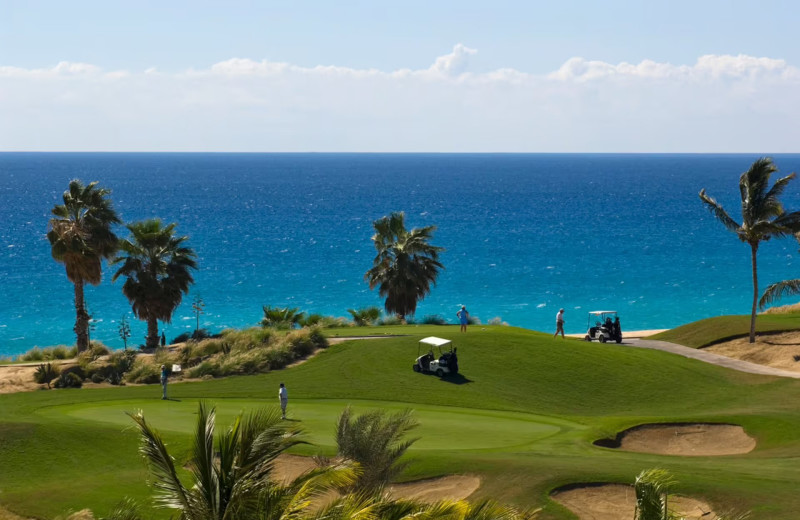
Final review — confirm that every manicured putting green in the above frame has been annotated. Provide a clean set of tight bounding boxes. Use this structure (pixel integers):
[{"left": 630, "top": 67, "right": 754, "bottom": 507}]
[{"left": 40, "top": 398, "right": 581, "bottom": 451}]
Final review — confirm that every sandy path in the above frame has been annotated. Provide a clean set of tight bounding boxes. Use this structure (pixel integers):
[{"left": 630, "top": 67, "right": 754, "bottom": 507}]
[
  {"left": 704, "top": 331, "right": 800, "bottom": 373},
  {"left": 552, "top": 484, "right": 716, "bottom": 520}
]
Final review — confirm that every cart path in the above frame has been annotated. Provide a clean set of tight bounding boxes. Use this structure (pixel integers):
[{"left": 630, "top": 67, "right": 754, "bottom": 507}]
[{"left": 625, "top": 338, "right": 800, "bottom": 379}]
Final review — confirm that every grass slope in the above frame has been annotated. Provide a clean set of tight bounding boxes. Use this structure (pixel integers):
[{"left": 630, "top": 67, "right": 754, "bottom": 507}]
[
  {"left": 650, "top": 313, "right": 800, "bottom": 348},
  {"left": 2, "top": 325, "right": 800, "bottom": 518}
]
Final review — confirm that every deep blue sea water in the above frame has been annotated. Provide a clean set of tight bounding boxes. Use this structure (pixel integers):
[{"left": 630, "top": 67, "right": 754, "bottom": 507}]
[{"left": 3, "top": 152, "right": 800, "bottom": 357}]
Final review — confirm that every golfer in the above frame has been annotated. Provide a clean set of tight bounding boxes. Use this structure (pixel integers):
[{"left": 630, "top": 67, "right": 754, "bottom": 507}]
[
  {"left": 160, "top": 364, "right": 168, "bottom": 400},
  {"left": 554, "top": 309, "right": 565, "bottom": 339},
  {"left": 457, "top": 305, "right": 469, "bottom": 333},
  {"left": 279, "top": 382, "right": 288, "bottom": 419}
]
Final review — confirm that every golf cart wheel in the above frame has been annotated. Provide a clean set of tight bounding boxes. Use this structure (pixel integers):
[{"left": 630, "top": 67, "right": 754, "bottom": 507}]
[
  {"left": 436, "top": 369, "right": 444, "bottom": 377},
  {"left": 584, "top": 335, "right": 591, "bottom": 341},
  {"left": 413, "top": 364, "right": 421, "bottom": 372},
  {"left": 599, "top": 335, "right": 607, "bottom": 343},
  {"left": 616, "top": 338, "right": 622, "bottom": 344}
]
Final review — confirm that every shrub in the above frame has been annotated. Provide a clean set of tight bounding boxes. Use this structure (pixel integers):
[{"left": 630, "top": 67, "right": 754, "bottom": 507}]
[
  {"left": 347, "top": 307, "right": 381, "bottom": 326},
  {"left": 261, "top": 305, "right": 305, "bottom": 329},
  {"left": 488, "top": 317, "right": 509, "bottom": 326},
  {"left": 319, "top": 316, "right": 351, "bottom": 328},
  {"left": 186, "top": 361, "right": 220, "bottom": 379},
  {"left": 19, "top": 347, "right": 44, "bottom": 362},
  {"left": 378, "top": 315, "right": 403, "bottom": 326},
  {"left": 54, "top": 372, "right": 83, "bottom": 389},
  {"left": 34, "top": 363, "right": 60, "bottom": 388},
  {"left": 172, "top": 332, "right": 192, "bottom": 344},
  {"left": 299, "top": 313, "right": 324, "bottom": 327},
  {"left": 61, "top": 365, "right": 86, "bottom": 380},
  {"left": 125, "top": 360, "right": 160, "bottom": 384},
  {"left": 421, "top": 314, "right": 447, "bottom": 325},
  {"left": 467, "top": 315, "right": 481, "bottom": 325}
]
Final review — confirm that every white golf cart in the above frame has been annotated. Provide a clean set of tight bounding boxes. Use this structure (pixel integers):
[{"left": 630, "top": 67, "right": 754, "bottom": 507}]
[
  {"left": 413, "top": 336, "right": 459, "bottom": 377},
  {"left": 584, "top": 310, "right": 623, "bottom": 343}
]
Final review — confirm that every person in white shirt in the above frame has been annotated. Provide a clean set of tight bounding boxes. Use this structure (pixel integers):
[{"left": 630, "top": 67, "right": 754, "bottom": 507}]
[
  {"left": 554, "top": 309, "right": 565, "bottom": 339},
  {"left": 279, "top": 382, "right": 288, "bottom": 419}
]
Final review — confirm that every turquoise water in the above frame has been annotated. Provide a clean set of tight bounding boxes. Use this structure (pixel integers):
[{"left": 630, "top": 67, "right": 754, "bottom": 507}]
[{"left": 3, "top": 152, "right": 800, "bottom": 356}]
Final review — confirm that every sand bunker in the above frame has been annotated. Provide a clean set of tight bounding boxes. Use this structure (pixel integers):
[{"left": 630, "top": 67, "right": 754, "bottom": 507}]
[
  {"left": 595, "top": 423, "right": 755, "bottom": 456},
  {"left": 552, "top": 483, "right": 716, "bottom": 520},
  {"left": 0, "top": 364, "right": 43, "bottom": 394},
  {"left": 273, "top": 454, "right": 479, "bottom": 502},
  {"left": 705, "top": 330, "right": 800, "bottom": 373}
]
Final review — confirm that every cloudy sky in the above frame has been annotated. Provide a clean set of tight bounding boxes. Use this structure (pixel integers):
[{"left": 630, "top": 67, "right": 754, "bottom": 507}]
[{"left": 2, "top": 0, "right": 799, "bottom": 152}]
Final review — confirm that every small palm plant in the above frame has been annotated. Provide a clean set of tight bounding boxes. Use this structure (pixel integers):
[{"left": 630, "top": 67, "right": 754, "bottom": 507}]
[
  {"left": 261, "top": 305, "right": 305, "bottom": 329},
  {"left": 335, "top": 406, "right": 419, "bottom": 494},
  {"left": 33, "top": 362, "right": 60, "bottom": 389},
  {"left": 634, "top": 468, "right": 674, "bottom": 520},
  {"left": 347, "top": 307, "right": 381, "bottom": 326}
]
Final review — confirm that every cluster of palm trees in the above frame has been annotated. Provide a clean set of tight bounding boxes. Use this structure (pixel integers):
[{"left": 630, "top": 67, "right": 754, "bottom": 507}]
[
  {"left": 700, "top": 157, "right": 800, "bottom": 343},
  {"left": 47, "top": 179, "right": 197, "bottom": 351}
]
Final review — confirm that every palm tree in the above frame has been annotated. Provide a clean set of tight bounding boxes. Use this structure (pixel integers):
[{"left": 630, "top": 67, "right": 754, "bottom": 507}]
[
  {"left": 47, "top": 179, "right": 120, "bottom": 351},
  {"left": 699, "top": 158, "right": 800, "bottom": 343},
  {"left": 126, "top": 402, "right": 355, "bottom": 520},
  {"left": 335, "top": 406, "right": 419, "bottom": 494},
  {"left": 261, "top": 305, "right": 306, "bottom": 329},
  {"left": 365, "top": 212, "right": 444, "bottom": 321},
  {"left": 112, "top": 219, "right": 197, "bottom": 349}
]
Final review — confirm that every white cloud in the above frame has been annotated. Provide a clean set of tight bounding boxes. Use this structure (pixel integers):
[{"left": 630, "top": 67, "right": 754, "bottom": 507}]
[
  {"left": 1, "top": 48, "right": 800, "bottom": 152},
  {"left": 428, "top": 44, "right": 478, "bottom": 76}
]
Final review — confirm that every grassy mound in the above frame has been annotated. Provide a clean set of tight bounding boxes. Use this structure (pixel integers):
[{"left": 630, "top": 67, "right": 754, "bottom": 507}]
[
  {"left": 2, "top": 325, "right": 800, "bottom": 519},
  {"left": 650, "top": 313, "right": 800, "bottom": 348}
]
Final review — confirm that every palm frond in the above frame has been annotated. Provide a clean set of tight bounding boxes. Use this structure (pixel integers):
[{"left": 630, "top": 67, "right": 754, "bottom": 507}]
[
  {"left": 698, "top": 190, "right": 741, "bottom": 235},
  {"left": 127, "top": 410, "right": 192, "bottom": 512},
  {"left": 759, "top": 279, "right": 800, "bottom": 309}
]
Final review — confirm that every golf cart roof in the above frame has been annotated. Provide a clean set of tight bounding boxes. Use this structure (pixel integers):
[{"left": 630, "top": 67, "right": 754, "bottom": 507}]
[
  {"left": 588, "top": 310, "right": 617, "bottom": 315},
  {"left": 419, "top": 336, "right": 452, "bottom": 348}
]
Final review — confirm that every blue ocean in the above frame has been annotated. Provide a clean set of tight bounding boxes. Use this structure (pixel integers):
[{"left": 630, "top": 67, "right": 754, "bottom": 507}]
[{"left": 3, "top": 153, "right": 800, "bottom": 357}]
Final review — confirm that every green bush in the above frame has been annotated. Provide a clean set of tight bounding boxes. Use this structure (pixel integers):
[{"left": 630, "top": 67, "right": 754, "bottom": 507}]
[
  {"left": 125, "top": 360, "right": 160, "bottom": 384},
  {"left": 186, "top": 361, "right": 220, "bottom": 378},
  {"left": 19, "top": 347, "right": 45, "bottom": 362},
  {"left": 33, "top": 363, "right": 60, "bottom": 388},
  {"left": 421, "top": 314, "right": 447, "bottom": 325},
  {"left": 378, "top": 316, "right": 403, "bottom": 326},
  {"left": 319, "top": 316, "right": 351, "bottom": 328},
  {"left": 54, "top": 372, "right": 83, "bottom": 389},
  {"left": 347, "top": 307, "right": 381, "bottom": 326},
  {"left": 299, "top": 313, "right": 324, "bottom": 327}
]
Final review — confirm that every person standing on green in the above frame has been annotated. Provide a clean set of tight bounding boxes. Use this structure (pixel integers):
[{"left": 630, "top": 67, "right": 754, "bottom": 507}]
[
  {"left": 554, "top": 309, "right": 565, "bottom": 339},
  {"left": 279, "top": 382, "right": 288, "bottom": 419},
  {"left": 456, "top": 305, "right": 469, "bottom": 333},
  {"left": 160, "top": 365, "right": 168, "bottom": 400}
]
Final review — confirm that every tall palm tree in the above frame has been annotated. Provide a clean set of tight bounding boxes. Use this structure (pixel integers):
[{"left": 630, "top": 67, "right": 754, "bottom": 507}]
[
  {"left": 699, "top": 157, "right": 800, "bottom": 343},
  {"left": 365, "top": 212, "right": 444, "bottom": 321},
  {"left": 126, "top": 402, "right": 354, "bottom": 520},
  {"left": 112, "top": 219, "right": 197, "bottom": 348},
  {"left": 47, "top": 179, "right": 120, "bottom": 351}
]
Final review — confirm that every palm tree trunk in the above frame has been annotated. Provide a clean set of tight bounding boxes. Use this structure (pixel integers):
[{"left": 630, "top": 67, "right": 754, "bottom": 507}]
[
  {"left": 750, "top": 242, "right": 759, "bottom": 344},
  {"left": 73, "top": 281, "right": 89, "bottom": 352},
  {"left": 147, "top": 317, "right": 159, "bottom": 349}
]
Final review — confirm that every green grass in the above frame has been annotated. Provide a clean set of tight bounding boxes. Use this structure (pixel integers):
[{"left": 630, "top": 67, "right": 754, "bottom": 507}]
[
  {"left": 3, "top": 325, "right": 800, "bottom": 518},
  {"left": 650, "top": 313, "right": 800, "bottom": 348}
]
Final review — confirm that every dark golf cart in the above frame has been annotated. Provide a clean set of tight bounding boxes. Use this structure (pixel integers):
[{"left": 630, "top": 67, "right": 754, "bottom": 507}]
[
  {"left": 413, "top": 336, "right": 459, "bottom": 377},
  {"left": 584, "top": 310, "right": 623, "bottom": 343}
]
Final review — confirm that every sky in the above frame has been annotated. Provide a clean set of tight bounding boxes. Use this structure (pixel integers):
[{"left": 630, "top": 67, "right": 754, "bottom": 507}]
[{"left": 1, "top": 0, "right": 799, "bottom": 152}]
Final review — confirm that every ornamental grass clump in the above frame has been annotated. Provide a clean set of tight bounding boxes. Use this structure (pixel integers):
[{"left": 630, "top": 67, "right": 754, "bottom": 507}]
[{"left": 34, "top": 363, "right": 60, "bottom": 388}]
